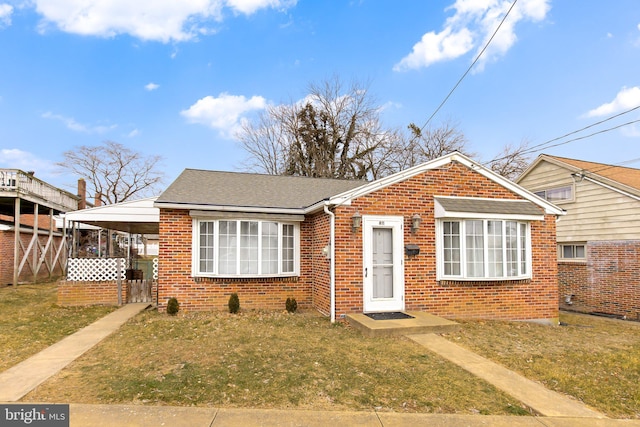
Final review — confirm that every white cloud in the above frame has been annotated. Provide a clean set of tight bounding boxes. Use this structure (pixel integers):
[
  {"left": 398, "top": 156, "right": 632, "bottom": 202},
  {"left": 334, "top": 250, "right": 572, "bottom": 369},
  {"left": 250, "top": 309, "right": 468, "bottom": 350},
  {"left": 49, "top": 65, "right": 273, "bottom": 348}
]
[
  {"left": 42, "top": 111, "right": 117, "bottom": 134},
  {"left": 33, "top": 0, "right": 296, "bottom": 43},
  {"left": 394, "top": 0, "right": 550, "bottom": 72},
  {"left": 145, "top": 82, "right": 160, "bottom": 91},
  {"left": 127, "top": 128, "right": 140, "bottom": 138},
  {"left": 584, "top": 86, "right": 640, "bottom": 118},
  {"left": 0, "top": 148, "right": 58, "bottom": 176},
  {"left": 226, "top": 0, "right": 296, "bottom": 15},
  {"left": 393, "top": 27, "right": 473, "bottom": 71},
  {"left": 181, "top": 93, "right": 267, "bottom": 138},
  {"left": 0, "top": 3, "right": 13, "bottom": 27}
]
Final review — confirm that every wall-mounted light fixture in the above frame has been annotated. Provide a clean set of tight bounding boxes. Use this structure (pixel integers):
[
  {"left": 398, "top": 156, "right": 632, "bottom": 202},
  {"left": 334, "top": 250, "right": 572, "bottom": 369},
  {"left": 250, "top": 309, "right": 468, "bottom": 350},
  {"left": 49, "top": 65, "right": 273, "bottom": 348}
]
[
  {"left": 411, "top": 214, "right": 421, "bottom": 233},
  {"left": 352, "top": 211, "right": 362, "bottom": 232}
]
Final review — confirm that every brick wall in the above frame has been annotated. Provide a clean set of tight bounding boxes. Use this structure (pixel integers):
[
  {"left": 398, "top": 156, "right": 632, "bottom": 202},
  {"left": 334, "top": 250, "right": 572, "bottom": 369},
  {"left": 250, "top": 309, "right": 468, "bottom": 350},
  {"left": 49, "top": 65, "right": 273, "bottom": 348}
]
[
  {"left": 331, "top": 161, "right": 559, "bottom": 322},
  {"left": 157, "top": 209, "right": 313, "bottom": 312},
  {"left": 158, "top": 161, "right": 559, "bottom": 322},
  {"left": 0, "top": 230, "right": 65, "bottom": 286},
  {"left": 57, "top": 280, "right": 157, "bottom": 306},
  {"left": 57, "top": 280, "right": 122, "bottom": 306},
  {"left": 559, "top": 241, "right": 640, "bottom": 320},
  {"left": 309, "top": 213, "right": 331, "bottom": 315}
]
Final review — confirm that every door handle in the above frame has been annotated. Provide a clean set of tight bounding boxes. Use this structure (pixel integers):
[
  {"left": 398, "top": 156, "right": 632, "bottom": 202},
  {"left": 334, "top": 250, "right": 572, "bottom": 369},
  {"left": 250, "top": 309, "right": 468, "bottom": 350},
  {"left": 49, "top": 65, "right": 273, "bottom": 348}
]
[{"left": 364, "top": 268, "right": 368, "bottom": 278}]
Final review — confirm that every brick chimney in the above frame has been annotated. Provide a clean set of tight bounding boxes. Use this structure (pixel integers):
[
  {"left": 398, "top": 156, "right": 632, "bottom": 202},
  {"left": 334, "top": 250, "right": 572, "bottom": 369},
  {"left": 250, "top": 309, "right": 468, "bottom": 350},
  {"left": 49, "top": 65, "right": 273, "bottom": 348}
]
[
  {"left": 77, "top": 178, "right": 87, "bottom": 210},
  {"left": 94, "top": 192, "right": 102, "bottom": 207}
]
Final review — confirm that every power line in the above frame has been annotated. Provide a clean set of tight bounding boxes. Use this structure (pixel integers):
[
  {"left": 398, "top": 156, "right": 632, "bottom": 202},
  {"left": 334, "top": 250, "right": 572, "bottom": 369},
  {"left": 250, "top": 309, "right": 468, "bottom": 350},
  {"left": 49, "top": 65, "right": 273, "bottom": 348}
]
[
  {"left": 486, "top": 104, "right": 640, "bottom": 165},
  {"left": 418, "top": 0, "right": 519, "bottom": 132},
  {"left": 519, "top": 105, "right": 640, "bottom": 155},
  {"left": 580, "top": 157, "right": 640, "bottom": 175},
  {"left": 522, "top": 118, "right": 640, "bottom": 155}
]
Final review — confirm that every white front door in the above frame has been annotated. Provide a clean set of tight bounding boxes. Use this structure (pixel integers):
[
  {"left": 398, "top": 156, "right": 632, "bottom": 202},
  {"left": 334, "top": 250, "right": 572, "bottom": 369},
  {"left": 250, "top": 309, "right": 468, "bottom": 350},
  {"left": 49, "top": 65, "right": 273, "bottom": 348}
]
[{"left": 363, "top": 216, "right": 404, "bottom": 313}]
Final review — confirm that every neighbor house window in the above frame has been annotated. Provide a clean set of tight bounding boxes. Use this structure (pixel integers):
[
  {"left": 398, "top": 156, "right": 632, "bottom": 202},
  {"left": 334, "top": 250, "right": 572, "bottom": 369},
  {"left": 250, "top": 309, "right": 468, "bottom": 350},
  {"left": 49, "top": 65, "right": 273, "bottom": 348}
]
[
  {"left": 194, "top": 219, "right": 299, "bottom": 277},
  {"left": 439, "top": 219, "right": 530, "bottom": 280},
  {"left": 534, "top": 186, "right": 572, "bottom": 203},
  {"left": 558, "top": 243, "right": 586, "bottom": 261}
]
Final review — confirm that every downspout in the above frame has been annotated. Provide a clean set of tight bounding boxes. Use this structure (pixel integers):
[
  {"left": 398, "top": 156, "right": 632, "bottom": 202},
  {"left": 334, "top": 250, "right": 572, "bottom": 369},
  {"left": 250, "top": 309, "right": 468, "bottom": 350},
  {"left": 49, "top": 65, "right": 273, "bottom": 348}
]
[{"left": 324, "top": 203, "right": 336, "bottom": 323}]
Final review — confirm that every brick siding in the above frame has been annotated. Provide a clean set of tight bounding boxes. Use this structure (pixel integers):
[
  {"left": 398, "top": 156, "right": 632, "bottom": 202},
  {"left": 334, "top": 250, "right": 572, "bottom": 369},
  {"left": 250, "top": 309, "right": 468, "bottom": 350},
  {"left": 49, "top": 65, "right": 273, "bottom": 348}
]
[
  {"left": 157, "top": 209, "right": 313, "bottom": 313},
  {"left": 158, "top": 161, "right": 559, "bottom": 322},
  {"left": 559, "top": 241, "right": 640, "bottom": 320},
  {"left": 330, "top": 161, "right": 558, "bottom": 322}
]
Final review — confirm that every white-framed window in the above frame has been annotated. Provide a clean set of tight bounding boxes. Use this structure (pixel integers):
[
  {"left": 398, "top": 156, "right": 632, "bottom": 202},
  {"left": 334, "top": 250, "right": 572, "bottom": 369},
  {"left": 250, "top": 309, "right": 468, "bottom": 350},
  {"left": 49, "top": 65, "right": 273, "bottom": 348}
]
[
  {"left": 558, "top": 243, "right": 586, "bottom": 261},
  {"left": 534, "top": 185, "right": 573, "bottom": 203},
  {"left": 438, "top": 219, "right": 531, "bottom": 280},
  {"left": 193, "top": 219, "right": 299, "bottom": 277}
]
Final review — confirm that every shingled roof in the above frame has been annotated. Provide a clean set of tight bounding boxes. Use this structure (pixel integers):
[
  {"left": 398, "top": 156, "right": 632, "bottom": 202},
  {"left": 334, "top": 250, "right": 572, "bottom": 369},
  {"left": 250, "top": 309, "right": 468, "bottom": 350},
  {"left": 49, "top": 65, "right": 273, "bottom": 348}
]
[{"left": 155, "top": 169, "right": 365, "bottom": 211}]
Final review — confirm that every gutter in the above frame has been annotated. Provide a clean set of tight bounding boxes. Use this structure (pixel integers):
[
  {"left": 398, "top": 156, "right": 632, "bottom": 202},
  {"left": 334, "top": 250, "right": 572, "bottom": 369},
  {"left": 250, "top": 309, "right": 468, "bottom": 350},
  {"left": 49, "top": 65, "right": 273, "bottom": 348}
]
[{"left": 323, "top": 203, "right": 336, "bottom": 323}]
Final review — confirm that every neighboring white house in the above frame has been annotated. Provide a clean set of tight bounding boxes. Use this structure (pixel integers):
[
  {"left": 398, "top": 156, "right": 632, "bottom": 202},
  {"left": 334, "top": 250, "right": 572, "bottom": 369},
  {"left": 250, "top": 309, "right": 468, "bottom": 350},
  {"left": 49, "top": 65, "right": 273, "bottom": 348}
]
[{"left": 517, "top": 154, "right": 640, "bottom": 320}]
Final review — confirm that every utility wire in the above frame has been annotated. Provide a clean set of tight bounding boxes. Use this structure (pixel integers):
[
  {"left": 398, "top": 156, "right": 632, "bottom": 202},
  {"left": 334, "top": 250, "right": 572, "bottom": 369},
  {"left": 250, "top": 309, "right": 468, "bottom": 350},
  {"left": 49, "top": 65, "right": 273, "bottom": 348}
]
[
  {"left": 578, "top": 156, "right": 640, "bottom": 175},
  {"left": 518, "top": 105, "right": 640, "bottom": 155},
  {"left": 486, "top": 104, "right": 640, "bottom": 165},
  {"left": 418, "top": 0, "right": 519, "bottom": 132},
  {"left": 520, "top": 118, "right": 640, "bottom": 155}
]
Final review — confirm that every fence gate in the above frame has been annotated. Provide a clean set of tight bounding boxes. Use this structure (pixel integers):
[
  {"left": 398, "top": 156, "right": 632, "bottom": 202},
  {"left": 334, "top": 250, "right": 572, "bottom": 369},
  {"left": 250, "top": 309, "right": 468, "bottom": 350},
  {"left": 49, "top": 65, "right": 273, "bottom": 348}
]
[{"left": 127, "top": 280, "right": 152, "bottom": 303}]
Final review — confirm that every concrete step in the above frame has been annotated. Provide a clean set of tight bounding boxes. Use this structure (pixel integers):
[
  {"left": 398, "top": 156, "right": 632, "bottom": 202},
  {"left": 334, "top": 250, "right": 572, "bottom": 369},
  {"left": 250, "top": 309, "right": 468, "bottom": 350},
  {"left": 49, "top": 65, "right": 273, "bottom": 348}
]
[{"left": 346, "top": 311, "right": 460, "bottom": 337}]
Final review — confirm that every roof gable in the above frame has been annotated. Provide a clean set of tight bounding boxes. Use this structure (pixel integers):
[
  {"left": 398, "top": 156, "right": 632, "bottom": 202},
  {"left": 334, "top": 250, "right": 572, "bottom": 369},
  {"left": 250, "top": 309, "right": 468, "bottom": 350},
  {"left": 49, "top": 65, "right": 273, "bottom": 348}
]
[
  {"left": 329, "top": 152, "right": 564, "bottom": 215},
  {"left": 155, "top": 169, "right": 365, "bottom": 212},
  {"left": 518, "top": 154, "right": 640, "bottom": 198}
]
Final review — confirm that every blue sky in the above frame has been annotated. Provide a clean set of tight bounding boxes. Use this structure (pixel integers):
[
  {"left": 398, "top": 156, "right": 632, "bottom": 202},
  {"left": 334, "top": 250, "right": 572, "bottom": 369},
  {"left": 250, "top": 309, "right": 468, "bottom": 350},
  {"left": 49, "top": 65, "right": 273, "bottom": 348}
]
[{"left": 0, "top": 0, "right": 639, "bottom": 194}]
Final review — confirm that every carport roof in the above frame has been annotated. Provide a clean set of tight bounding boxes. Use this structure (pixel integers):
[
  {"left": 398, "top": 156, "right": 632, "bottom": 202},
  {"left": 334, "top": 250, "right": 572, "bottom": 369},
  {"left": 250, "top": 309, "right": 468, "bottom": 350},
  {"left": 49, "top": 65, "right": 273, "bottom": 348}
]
[{"left": 63, "top": 197, "right": 159, "bottom": 234}]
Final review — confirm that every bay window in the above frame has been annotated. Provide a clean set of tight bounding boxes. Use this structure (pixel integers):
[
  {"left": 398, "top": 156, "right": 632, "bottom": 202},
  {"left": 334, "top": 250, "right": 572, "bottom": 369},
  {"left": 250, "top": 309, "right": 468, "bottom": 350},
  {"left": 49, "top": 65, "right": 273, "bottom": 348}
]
[
  {"left": 194, "top": 219, "right": 299, "bottom": 277},
  {"left": 439, "top": 219, "right": 531, "bottom": 280}
]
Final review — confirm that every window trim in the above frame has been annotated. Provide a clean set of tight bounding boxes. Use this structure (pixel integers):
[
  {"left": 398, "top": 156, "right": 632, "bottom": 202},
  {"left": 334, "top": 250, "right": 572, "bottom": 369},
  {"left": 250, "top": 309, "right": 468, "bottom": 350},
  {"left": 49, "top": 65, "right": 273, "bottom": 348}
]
[
  {"left": 533, "top": 185, "right": 574, "bottom": 204},
  {"left": 558, "top": 243, "right": 586, "bottom": 262},
  {"left": 191, "top": 218, "right": 300, "bottom": 278},
  {"left": 436, "top": 218, "right": 532, "bottom": 281}
]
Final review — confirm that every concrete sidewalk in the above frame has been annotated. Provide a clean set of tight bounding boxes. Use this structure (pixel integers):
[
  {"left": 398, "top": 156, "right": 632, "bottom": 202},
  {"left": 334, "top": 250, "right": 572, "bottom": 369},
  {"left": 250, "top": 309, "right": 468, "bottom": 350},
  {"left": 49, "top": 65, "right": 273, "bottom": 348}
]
[
  {"left": 407, "top": 333, "right": 606, "bottom": 419},
  {"left": 0, "top": 303, "right": 149, "bottom": 402},
  {"left": 66, "top": 404, "right": 640, "bottom": 427}
]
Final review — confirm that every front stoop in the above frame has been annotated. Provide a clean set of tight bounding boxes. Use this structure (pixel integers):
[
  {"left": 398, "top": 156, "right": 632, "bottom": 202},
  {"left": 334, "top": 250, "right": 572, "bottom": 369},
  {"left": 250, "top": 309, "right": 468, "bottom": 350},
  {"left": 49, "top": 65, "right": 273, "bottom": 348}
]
[{"left": 346, "top": 311, "right": 460, "bottom": 337}]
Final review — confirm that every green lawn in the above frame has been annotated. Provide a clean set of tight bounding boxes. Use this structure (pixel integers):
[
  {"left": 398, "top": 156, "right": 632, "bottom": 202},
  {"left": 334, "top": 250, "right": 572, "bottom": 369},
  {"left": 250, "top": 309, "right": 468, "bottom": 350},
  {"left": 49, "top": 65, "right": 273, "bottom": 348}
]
[
  {"left": 0, "top": 283, "right": 116, "bottom": 372},
  {"left": 25, "top": 309, "right": 530, "bottom": 415},
  {"left": 443, "top": 312, "right": 640, "bottom": 419}
]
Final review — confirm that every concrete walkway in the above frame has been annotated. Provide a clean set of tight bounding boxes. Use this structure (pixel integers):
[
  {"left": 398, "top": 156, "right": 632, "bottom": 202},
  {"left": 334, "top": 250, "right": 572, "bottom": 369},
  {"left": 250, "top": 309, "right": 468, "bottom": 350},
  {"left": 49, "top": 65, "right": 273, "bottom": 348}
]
[
  {"left": 407, "top": 333, "right": 606, "bottom": 419},
  {"left": 0, "top": 303, "right": 149, "bottom": 402}
]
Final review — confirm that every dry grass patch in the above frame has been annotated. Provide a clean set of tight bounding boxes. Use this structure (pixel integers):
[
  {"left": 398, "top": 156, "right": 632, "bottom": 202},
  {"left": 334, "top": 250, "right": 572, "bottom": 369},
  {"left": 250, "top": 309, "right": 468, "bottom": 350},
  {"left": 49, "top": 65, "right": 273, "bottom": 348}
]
[
  {"left": 442, "top": 312, "right": 640, "bottom": 419},
  {"left": 26, "top": 310, "right": 529, "bottom": 415},
  {"left": 0, "top": 283, "right": 116, "bottom": 372}
]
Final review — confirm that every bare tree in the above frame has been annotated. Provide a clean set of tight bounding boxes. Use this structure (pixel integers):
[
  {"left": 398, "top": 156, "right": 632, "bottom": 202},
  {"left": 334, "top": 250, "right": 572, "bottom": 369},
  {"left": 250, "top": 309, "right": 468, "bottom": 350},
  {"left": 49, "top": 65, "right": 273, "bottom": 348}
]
[
  {"left": 388, "top": 120, "right": 473, "bottom": 171},
  {"left": 486, "top": 139, "right": 532, "bottom": 181},
  {"left": 238, "top": 104, "right": 293, "bottom": 174},
  {"left": 238, "top": 76, "right": 399, "bottom": 180},
  {"left": 58, "top": 141, "right": 164, "bottom": 204}
]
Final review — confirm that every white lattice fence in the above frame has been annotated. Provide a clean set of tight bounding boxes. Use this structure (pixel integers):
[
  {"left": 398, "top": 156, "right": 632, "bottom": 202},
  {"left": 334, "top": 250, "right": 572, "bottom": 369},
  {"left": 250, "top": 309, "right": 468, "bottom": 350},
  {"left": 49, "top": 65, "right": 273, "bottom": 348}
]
[{"left": 66, "top": 258, "right": 126, "bottom": 281}]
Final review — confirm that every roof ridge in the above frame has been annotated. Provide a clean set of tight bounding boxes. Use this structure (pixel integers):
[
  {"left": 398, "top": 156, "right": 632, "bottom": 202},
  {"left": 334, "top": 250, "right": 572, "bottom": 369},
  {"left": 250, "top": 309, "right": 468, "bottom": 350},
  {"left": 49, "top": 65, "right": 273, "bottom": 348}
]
[{"left": 182, "top": 168, "right": 368, "bottom": 183}]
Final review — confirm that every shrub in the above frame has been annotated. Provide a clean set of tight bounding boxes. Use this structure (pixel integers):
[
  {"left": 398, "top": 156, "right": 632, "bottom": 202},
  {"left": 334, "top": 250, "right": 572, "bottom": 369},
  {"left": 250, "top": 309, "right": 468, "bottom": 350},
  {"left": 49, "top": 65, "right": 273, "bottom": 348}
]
[
  {"left": 285, "top": 297, "right": 298, "bottom": 313},
  {"left": 228, "top": 293, "right": 240, "bottom": 314},
  {"left": 166, "top": 297, "right": 179, "bottom": 316}
]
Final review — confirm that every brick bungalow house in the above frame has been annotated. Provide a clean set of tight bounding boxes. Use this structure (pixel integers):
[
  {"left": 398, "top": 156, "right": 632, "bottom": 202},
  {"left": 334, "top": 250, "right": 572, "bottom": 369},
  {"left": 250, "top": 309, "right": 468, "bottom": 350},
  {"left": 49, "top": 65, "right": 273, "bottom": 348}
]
[
  {"left": 154, "top": 152, "right": 564, "bottom": 323},
  {"left": 517, "top": 154, "right": 640, "bottom": 320}
]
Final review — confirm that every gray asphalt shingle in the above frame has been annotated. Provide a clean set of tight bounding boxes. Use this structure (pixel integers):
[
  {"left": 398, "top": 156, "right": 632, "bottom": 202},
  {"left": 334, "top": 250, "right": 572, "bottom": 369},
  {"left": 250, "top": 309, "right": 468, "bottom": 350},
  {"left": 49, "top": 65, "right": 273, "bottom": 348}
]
[{"left": 156, "top": 169, "right": 365, "bottom": 210}]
